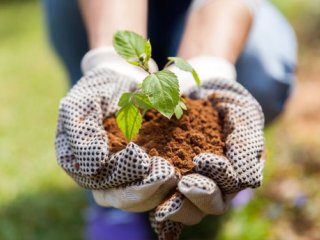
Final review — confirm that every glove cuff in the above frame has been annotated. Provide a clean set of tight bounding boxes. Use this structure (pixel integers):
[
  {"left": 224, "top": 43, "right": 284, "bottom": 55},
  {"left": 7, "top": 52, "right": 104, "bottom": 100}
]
[
  {"left": 168, "top": 56, "right": 236, "bottom": 93},
  {"left": 81, "top": 47, "right": 158, "bottom": 82}
]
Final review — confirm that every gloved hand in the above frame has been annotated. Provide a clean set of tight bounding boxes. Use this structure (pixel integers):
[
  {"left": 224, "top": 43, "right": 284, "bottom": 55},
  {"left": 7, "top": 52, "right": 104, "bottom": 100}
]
[
  {"left": 55, "top": 47, "right": 178, "bottom": 212},
  {"left": 150, "top": 56, "right": 265, "bottom": 239}
]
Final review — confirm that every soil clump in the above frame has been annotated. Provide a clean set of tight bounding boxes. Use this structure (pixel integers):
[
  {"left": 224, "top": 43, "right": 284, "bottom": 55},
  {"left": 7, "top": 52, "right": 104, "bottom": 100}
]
[{"left": 104, "top": 97, "right": 225, "bottom": 174}]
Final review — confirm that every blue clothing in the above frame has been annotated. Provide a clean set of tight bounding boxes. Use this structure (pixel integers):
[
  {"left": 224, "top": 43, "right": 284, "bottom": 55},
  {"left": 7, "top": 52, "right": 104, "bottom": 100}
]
[
  {"left": 236, "top": 2, "right": 297, "bottom": 124},
  {"left": 43, "top": 0, "right": 297, "bottom": 239}
]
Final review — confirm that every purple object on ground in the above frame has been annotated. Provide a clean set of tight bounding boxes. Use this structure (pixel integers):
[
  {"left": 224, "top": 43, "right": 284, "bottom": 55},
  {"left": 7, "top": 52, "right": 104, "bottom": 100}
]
[
  {"left": 294, "top": 194, "right": 307, "bottom": 207},
  {"left": 231, "top": 188, "right": 254, "bottom": 207},
  {"left": 84, "top": 207, "right": 150, "bottom": 240}
]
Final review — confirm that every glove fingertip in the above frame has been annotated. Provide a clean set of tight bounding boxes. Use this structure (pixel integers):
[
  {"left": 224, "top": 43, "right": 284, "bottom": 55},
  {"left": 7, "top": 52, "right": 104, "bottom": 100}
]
[{"left": 193, "top": 153, "right": 239, "bottom": 194}]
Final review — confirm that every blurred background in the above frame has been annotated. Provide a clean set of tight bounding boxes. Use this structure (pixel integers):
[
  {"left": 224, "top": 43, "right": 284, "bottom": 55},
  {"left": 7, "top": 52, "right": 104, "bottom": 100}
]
[{"left": 0, "top": 0, "right": 319, "bottom": 239}]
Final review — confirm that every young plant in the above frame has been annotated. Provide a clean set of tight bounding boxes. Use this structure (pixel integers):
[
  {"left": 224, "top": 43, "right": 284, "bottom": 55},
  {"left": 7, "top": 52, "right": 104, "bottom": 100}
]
[{"left": 113, "top": 30, "right": 200, "bottom": 141}]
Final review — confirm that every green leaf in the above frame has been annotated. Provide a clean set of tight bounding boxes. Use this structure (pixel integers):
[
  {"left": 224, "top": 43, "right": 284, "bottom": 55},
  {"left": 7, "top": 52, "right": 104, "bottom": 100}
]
[
  {"left": 116, "top": 103, "right": 142, "bottom": 141},
  {"left": 168, "top": 57, "right": 193, "bottom": 71},
  {"left": 113, "top": 31, "right": 146, "bottom": 64},
  {"left": 133, "top": 93, "right": 153, "bottom": 110},
  {"left": 127, "top": 61, "right": 140, "bottom": 66},
  {"left": 118, "top": 92, "right": 133, "bottom": 107},
  {"left": 142, "top": 70, "right": 179, "bottom": 118},
  {"left": 192, "top": 69, "right": 201, "bottom": 87},
  {"left": 174, "top": 99, "right": 187, "bottom": 119},
  {"left": 144, "top": 40, "right": 152, "bottom": 63},
  {"left": 179, "top": 99, "right": 187, "bottom": 110},
  {"left": 167, "top": 57, "right": 201, "bottom": 87},
  {"left": 174, "top": 105, "right": 183, "bottom": 119}
]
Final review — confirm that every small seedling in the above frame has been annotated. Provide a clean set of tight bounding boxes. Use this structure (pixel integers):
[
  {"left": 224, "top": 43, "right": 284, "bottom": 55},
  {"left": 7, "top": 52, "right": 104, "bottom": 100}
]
[{"left": 113, "top": 30, "right": 200, "bottom": 141}]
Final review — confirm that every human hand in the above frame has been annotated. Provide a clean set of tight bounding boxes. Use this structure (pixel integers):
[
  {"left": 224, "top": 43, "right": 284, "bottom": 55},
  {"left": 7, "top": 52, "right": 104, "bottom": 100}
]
[
  {"left": 55, "top": 47, "right": 178, "bottom": 211},
  {"left": 150, "top": 57, "right": 265, "bottom": 239}
]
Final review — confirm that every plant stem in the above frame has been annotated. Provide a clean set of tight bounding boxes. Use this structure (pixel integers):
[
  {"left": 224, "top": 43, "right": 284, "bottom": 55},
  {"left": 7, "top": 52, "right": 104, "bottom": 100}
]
[
  {"left": 163, "top": 59, "right": 174, "bottom": 70},
  {"left": 139, "top": 62, "right": 151, "bottom": 74}
]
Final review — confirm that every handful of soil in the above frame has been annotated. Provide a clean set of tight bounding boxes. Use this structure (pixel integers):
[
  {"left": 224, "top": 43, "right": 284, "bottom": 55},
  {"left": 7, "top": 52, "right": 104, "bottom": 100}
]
[{"left": 104, "top": 97, "right": 225, "bottom": 174}]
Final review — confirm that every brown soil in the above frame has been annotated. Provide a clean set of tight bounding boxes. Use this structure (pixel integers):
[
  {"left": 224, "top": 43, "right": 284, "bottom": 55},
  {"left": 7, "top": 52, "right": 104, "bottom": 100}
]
[{"left": 104, "top": 97, "right": 225, "bottom": 174}]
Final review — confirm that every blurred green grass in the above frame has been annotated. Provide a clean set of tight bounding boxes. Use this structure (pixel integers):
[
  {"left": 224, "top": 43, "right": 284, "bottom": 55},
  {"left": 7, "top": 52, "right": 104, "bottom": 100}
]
[
  {"left": 0, "top": 1, "right": 319, "bottom": 240},
  {"left": 0, "top": 2, "right": 86, "bottom": 240}
]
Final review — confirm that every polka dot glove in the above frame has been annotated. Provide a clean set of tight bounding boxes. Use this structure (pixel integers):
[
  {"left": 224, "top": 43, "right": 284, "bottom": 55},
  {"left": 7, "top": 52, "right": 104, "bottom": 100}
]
[
  {"left": 151, "top": 57, "right": 265, "bottom": 239},
  {"left": 55, "top": 48, "right": 178, "bottom": 212}
]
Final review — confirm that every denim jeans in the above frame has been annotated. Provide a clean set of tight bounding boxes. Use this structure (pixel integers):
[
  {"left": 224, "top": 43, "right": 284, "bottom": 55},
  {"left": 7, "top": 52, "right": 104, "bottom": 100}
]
[{"left": 43, "top": 0, "right": 297, "bottom": 239}]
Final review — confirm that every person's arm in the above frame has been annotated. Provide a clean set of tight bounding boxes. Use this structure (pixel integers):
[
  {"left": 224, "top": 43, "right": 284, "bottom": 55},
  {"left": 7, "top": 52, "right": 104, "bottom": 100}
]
[
  {"left": 78, "top": 0, "right": 147, "bottom": 49},
  {"left": 178, "top": 0, "right": 255, "bottom": 64}
]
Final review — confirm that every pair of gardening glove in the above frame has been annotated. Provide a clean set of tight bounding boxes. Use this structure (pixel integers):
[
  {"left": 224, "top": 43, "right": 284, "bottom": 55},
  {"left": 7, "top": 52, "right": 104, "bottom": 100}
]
[{"left": 55, "top": 47, "right": 264, "bottom": 240}]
